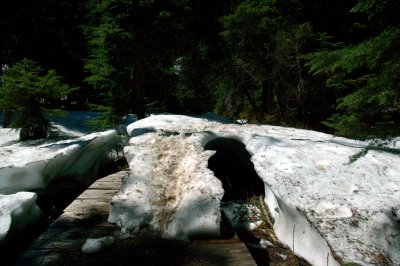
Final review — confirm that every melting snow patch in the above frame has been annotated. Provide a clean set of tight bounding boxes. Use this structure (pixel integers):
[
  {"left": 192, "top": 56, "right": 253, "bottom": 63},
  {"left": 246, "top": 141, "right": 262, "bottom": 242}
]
[
  {"left": 82, "top": 236, "right": 114, "bottom": 254},
  {"left": 278, "top": 253, "right": 288, "bottom": 260},
  {"left": 220, "top": 201, "right": 263, "bottom": 231},
  {"left": 259, "top": 239, "right": 274, "bottom": 248},
  {"left": 315, "top": 201, "right": 352, "bottom": 218}
]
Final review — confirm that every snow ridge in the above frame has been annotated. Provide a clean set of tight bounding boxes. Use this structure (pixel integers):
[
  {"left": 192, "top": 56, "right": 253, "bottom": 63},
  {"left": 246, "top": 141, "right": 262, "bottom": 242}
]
[
  {"left": 114, "top": 114, "right": 400, "bottom": 265},
  {"left": 109, "top": 131, "right": 224, "bottom": 239}
]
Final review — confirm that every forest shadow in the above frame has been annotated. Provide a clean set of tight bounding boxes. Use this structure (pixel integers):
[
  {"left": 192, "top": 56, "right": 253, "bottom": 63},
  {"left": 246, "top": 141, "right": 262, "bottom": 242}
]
[
  {"left": 204, "top": 137, "right": 264, "bottom": 201},
  {"left": 204, "top": 137, "right": 271, "bottom": 265}
]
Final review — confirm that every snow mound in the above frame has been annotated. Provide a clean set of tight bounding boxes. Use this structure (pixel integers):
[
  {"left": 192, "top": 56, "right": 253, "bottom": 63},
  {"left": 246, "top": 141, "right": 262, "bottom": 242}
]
[
  {"left": 0, "top": 130, "right": 117, "bottom": 194},
  {"left": 82, "top": 236, "right": 114, "bottom": 254},
  {"left": 0, "top": 192, "right": 44, "bottom": 243},
  {"left": 114, "top": 114, "right": 399, "bottom": 265},
  {"left": 0, "top": 111, "right": 119, "bottom": 247},
  {"left": 109, "top": 131, "right": 223, "bottom": 239}
]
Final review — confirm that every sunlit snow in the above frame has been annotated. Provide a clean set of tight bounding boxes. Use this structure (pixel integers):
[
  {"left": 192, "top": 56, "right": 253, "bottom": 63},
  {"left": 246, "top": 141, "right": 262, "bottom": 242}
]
[
  {"left": 0, "top": 111, "right": 117, "bottom": 245},
  {"left": 1, "top": 111, "right": 399, "bottom": 265},
  {"left": 111, "top": 114, "right": 399, "bottom": 266}
]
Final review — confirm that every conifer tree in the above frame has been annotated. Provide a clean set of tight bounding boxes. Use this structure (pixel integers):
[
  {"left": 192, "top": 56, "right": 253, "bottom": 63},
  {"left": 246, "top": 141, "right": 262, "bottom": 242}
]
[
  {"left": 306, "top": 0, "right": 400, "bottom": 138},
  {"left": 0, "top": 59, "right": 74, "bottom": 140}
]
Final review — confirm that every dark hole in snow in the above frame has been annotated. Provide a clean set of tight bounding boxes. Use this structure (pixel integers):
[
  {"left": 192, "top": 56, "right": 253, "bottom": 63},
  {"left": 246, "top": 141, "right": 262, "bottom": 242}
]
[
  {"left": 204, "top": 138, "right": 265, "bottom": 201},
  {"left": 205, "top": 138, "right": 270, "bottom": 265}
]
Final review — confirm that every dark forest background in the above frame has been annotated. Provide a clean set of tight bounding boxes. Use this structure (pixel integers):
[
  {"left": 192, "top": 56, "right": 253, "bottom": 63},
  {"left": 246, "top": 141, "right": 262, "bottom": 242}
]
[{"left": 1, "top": 0, "right": 399, "bottom": 140}]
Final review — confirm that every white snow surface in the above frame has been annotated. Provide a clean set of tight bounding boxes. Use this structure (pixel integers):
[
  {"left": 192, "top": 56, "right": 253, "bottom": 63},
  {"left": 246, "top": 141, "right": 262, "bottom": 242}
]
[
  {"left": 82, "top": 236, "right": 114, "bottom": 254},
  {"left": 0, "top": 192, "right": 44, "bottom": 243},
  {"left": 109, "top": 131, "right": 223, "bottom": 239},
  {"left": 113, "top": 114, "right": 400, "bottom": 265},
  {"left": 0, "top": 111, "right": 117, "bottom": 245},
  {"left": 0, "top": 130, "right": 117, "bottom": 194}
]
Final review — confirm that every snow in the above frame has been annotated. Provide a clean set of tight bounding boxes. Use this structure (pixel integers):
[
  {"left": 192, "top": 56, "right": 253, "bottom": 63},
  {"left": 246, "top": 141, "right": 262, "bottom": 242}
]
[
  {"left": 1, "top": 111, "right": 398, "bottom": 264},
  {"left": 108, "top": 131, "right": 223, "bottom": 239},
  {"left": 113, "top": 114, "right": 400, "bottom": 265},
  {"left": 49, "top": 111, "right": 101, "bottom": 137},
  {"left": 220, "top": 201, "right": 263, "bottom": 231},
  {"left": 82, "top": 236, "right": 114, "bottom": 254},
  {"left": 259, "top": 239, "right": 274, "bottom": 248},
  {"left": 0, "top": 111, "right": 118, "bottom": 246},
  {"left": 0, "top": 192, "right": 44, "bottom": 243},
  {"left": 0, "top": 130, "right": 117, "bottom": 194}
]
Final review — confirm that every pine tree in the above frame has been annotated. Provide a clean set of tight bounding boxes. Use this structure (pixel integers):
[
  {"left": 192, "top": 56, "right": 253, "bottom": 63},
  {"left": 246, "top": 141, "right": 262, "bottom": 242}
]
[
  {"left": 306, "top": 0, "right": 400, "bottom": 138},
  {"left": 0, "top": 59, "right": 74, "bottom": 140},
  {"left": 83, "top": 0, "right": 191, "bottom": 127}
]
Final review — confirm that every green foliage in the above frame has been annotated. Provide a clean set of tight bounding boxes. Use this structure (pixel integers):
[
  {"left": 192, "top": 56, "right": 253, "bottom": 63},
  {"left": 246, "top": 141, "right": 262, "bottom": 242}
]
[
  {"left": 83, "top": 0, "right": 192, "bottom": 123},
  {"left": 350, "top": 0, "right": 400, "bottom": 27},
  {"left": 2, "top": 0, "right": 399, "bottom": 141},
  {"left": 306, "top": 27, "right": 400, "bottom": 138},
  {"left": 86, "top": 104, "right": 120, "bottom": 131},
  {"left": 217, "top": 0, "right": 329, "bottom": 127},
  {"left": 0, "top": 59, "right": 75, "bottom": 140},
  {"left": 348, "top": 141, "right": 400, "bottom": 163}
]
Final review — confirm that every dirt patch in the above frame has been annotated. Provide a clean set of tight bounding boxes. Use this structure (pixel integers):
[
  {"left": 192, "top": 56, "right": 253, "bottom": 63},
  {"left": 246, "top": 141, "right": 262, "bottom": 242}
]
[{"left": 224, "top": 196, "right": 311, "bottom": 266}]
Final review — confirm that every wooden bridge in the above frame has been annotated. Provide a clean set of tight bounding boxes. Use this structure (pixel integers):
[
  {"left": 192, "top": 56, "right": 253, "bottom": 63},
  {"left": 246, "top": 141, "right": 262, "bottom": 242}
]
[{"left": 15, "top": 170, "right": 256, "bottom": 265}]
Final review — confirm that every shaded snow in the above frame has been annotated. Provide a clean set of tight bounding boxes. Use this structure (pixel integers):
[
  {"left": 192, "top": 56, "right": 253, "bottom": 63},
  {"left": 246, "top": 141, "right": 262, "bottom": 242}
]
[
  {"left": 82, "top": 236, "right": 114, "bottom": 254},
  {"left": 0, "top": 111, "right": 118, "bottom": 246},
  {"left": 0, "top": 130, "right": 117, "bottom": 194},
  {"left": 114, "top": 114, "right": 399, "bottom": 265},
  {"left": 0, "top": 192, "right": 44, "bottom": 243}
]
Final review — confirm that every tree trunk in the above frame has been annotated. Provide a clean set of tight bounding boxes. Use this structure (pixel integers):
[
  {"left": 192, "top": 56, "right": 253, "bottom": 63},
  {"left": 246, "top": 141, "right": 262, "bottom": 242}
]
[
  {"left": 2, "top": 109, "right": 10, "bottom": 128},
  {"left": 261, "top": 79, "right": 269, "bottom": 113},
  {"left": 134, "top": 77, "right": 146, "bottom": 119},
  {"left": 241, "top": 80, "right": 263, "bottom": 122}
]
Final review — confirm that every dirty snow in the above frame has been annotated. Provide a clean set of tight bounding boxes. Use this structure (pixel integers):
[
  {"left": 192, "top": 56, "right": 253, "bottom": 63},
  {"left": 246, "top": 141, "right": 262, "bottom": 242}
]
[
  {"left": 112, "top": 114, "right": 400, "bottom": 266},
  {"left": 109, "top": 131, "right": 223, "bottom": 239}
]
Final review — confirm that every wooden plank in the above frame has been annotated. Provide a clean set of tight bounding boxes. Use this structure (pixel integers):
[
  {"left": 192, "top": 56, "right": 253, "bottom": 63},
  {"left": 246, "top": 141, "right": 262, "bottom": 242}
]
[
  {"left": 87, "top": 170, "right": 127, "bottom": 190},
  {"left": 61, "top": 199, "right": 110, "bottom": 214},
  {"left": 77, "top": 189, "right": 119, "bottom": 200},
  {"left": 17, "top": 236, "right": 256, "bottom": 266},
  {"left": 87, "top": 182, "right": 121, "bottom": 190},
  {"left": 16, "top": 169, "right": 256, "bottom": 265},
  {"left": 28, "top": 227, "right": 121, "bottom": 250},
  {"left": 190, "top": 238, "right": 257, "bottom": 266},
  {"left": 50, "top": 211, "right": 113, "bottom": 228}
]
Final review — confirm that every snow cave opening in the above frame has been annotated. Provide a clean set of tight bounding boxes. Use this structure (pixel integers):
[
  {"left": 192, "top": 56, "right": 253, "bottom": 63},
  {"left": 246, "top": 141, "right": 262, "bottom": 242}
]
[
  {"left": 204, "top": 138, "right": 268, "bottom": 264},
  {"left": 204, "top": 138, "right": 264, "bottom": 201}
]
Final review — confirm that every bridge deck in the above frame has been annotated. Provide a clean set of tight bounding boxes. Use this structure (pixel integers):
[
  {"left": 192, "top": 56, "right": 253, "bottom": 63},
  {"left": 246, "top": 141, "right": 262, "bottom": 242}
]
[{"left": 16, "top": 170, "right": 256, "bottom": 265}]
